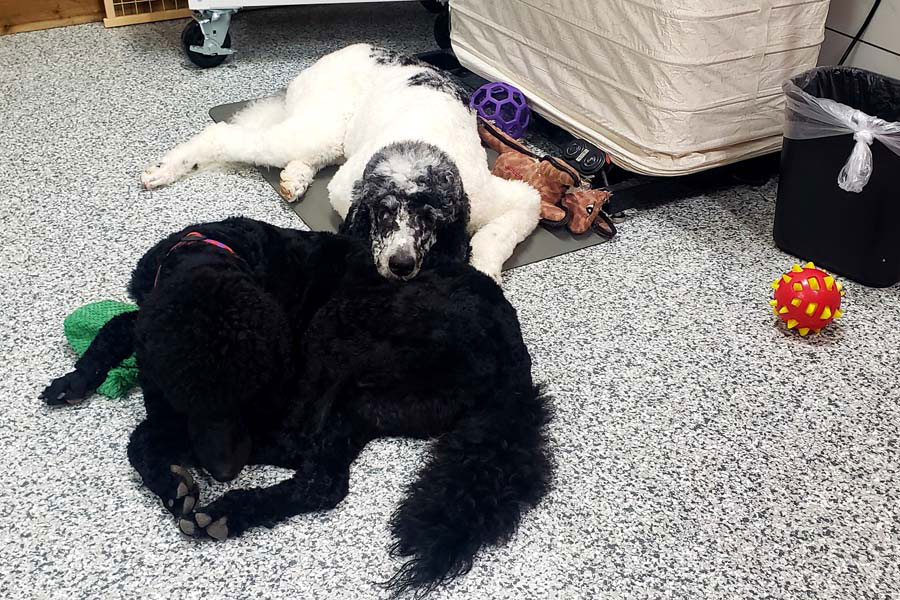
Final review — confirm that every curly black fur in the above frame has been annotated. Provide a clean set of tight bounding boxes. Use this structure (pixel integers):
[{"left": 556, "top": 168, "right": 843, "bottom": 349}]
[
  {"left": 370, "top": 46, "right": 428, "bottom": 68},
  {"left": 407, "top": 70, "right": 471, "bottom": 106},
  {"left": 41, "top": 217, "right": 553, "bottom": 596}
]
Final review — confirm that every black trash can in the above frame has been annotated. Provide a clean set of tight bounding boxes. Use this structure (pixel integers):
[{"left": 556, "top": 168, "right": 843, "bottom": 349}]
[{"left": 774, "top": 67, "right": 900, "bottom": 287}]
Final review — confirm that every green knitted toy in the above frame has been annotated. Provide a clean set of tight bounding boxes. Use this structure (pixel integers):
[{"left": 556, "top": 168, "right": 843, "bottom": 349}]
[{"left": 64, "top": 300, "right": 139, "bottom": 398}]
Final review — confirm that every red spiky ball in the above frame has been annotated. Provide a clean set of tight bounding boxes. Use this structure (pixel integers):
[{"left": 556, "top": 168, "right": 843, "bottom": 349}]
[{"left": 770, "top": 262, "right": 845, "bottom": 336}]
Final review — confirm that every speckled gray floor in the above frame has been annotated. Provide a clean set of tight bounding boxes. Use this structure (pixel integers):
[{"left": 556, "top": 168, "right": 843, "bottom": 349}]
[{"left": 1, "top": 5, "right": 898, "bottom": 599}]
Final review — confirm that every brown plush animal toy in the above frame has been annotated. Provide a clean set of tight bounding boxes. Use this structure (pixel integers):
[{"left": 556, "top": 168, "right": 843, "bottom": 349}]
[
  {"left": 478, "top": 121, "right": 614, "bottom": 237},
  {"left": 562, "top": 189, "right": 615, "bottom": 236}
]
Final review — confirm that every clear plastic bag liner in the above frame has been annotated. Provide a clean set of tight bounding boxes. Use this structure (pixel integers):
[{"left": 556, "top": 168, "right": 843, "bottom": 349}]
[{"left": 783, "top": 67, "right": 900, "bottom": 193}]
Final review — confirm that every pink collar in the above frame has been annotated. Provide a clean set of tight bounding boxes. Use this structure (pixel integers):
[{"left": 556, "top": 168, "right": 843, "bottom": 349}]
[{"left": 153, "top": 231, "right": 240, "bottom": 288}]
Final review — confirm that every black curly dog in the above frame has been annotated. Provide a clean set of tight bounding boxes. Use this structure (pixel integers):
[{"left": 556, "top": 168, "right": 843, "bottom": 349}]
[{"left": 41, "top": 217, "right": 552, "bottom": 596}]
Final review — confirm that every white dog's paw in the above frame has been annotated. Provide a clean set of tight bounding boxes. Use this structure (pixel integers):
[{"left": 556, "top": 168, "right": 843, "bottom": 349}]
[
  {"left": 278, "top": 162, "right": 315, "bottom": 203},
  {"left": 278, "top": 177, "right": 309, "bottom": 203},
  {"left": 141, "top": 162, "right": 179, "bottom": 190}
]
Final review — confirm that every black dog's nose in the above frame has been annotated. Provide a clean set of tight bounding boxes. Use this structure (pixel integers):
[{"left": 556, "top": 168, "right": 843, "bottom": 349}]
[
  {"left": 208, "top": 465, "right": 242, "bottom": 483},
  {"left": 389, "top": 253, "right": 416, "bottom": 278}
]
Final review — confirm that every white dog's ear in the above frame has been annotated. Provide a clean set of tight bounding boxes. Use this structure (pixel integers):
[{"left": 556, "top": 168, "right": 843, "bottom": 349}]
[
  {"left": 351, "top": 174, "right": 387, "bottom": 205},
  {"left": 351, "top": 178, "right": 367, "bottom": 202},
  {"left": 444, "top": 172, "right": 457, "bottom": 189},
  {"left": 436, "top": 168, "right": 465, "bottom": 206},
  {"left": 339, "top": 201, "right": 372, "bottom": 242}
]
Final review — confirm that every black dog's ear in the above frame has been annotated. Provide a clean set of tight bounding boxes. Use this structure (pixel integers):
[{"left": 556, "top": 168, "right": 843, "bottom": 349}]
[
  {"left": 340, "top": 200, "right": 372, "bottom": 241},
  {"left": 445, "top": 219, "right": 471, "bottom": 263},
  {"left": 424, "top": 219, "right": 470, "bottom": 268}
]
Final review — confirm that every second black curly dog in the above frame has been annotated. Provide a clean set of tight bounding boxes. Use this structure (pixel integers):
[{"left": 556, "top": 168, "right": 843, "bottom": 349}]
[{"left": 41, "top": 217, "right": 553, "bottom": 596}]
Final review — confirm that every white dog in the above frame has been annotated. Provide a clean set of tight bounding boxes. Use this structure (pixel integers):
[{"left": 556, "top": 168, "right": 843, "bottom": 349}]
[{"left": 142, "top": 44, "right": 540, "bottom": 282}]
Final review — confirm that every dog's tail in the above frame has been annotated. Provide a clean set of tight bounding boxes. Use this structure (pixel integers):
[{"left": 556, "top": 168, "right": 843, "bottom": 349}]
[{"left": 386, "top": 384, "right": 553, "bottom": 597}]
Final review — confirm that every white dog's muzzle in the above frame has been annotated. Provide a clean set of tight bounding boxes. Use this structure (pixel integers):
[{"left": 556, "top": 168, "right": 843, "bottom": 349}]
[{"left": 373, "top": 207, "right": 425, "bottom": 280}]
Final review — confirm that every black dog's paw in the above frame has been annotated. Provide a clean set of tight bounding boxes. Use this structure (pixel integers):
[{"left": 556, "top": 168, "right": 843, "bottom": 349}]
[
  {"left": 177, "top": 490, "right": 248, "bottom": 541},
  {"left": 162, "top": 465, "right": 200, "bottom": 519},
  {"left": 178, "top": 511, "right": 229, "bottom": 541},
  {"left": 39, "top": 370, "right": 94, "bottom": 406}
]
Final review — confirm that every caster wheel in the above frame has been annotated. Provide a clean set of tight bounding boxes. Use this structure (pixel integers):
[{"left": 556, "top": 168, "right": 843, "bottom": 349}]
[
  {"left": 434, "top": 10, "right": 451, "bottom": 50},
  {"left": 420, "top": 0, "right": 446, "bottom": 14},
  {"left": 181, "top": 20, "right": 231, "bottom": 68},
  {"left": 729, "top": 156, "right": 778, "bottom": 187}
]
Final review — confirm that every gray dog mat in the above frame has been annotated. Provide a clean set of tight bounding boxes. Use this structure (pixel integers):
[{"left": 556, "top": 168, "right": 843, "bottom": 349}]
[{"left": 210, "top": 100, "right": 611, "bottom": 271}]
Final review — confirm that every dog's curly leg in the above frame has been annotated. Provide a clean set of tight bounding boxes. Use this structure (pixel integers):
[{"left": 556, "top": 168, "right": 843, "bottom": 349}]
[
  {"left": 127, "top": 416, "right": 199, "bottom": 521},
  {"left": 469, "top": 176, "right": 542, "bottom": 283},
  {"left": 40, "top": 311, "right": 138, "bottom": 406},
  {"left": 180, "top": 424, "right": 367, "bottom": 541}
]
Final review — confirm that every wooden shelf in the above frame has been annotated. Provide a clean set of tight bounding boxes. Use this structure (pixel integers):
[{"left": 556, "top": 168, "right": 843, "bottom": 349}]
[{"left": 0, "top": 0, "right": 104, "bottom": 35}]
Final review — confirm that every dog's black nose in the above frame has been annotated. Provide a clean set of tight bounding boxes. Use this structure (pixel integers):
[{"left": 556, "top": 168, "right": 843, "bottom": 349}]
[
  {"left": 208, "top": 465, "right": 242, "bottom": 483},
  {"left": 389, "top": 253, "right": 416, "bottom": 278}
]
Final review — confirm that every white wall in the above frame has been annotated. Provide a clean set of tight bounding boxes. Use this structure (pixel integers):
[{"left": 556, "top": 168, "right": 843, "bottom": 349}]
[{"left": 819, "top": 0, "right": 900, "bottom": 79}]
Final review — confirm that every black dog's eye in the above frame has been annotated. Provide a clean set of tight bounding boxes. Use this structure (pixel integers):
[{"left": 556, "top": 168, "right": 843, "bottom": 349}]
[{"left": 378, "top": 204, "right": 396, "bottom": 223}]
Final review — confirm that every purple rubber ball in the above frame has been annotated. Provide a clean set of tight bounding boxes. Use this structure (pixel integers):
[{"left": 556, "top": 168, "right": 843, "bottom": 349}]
[{"left": 470, "top": 82, "right": 531, "bottom": 139}]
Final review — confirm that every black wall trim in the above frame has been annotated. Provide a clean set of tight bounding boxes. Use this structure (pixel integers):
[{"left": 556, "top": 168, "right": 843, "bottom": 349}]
[{"left": 825, "top": 25, "right": 900, "bottom": 59}]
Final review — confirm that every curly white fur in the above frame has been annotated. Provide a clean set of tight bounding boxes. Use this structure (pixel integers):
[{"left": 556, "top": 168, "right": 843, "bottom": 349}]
[{"left": 141, "top": 44, "right": 540, "bottom": 282}]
